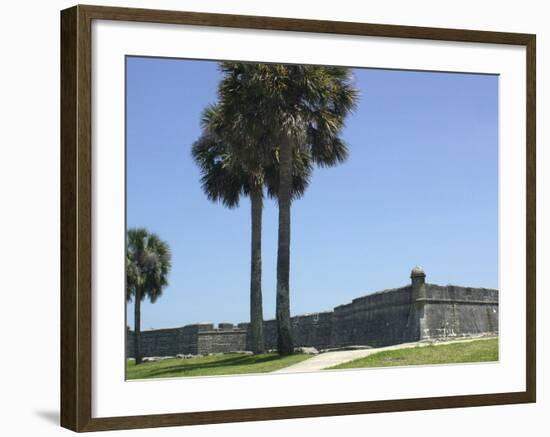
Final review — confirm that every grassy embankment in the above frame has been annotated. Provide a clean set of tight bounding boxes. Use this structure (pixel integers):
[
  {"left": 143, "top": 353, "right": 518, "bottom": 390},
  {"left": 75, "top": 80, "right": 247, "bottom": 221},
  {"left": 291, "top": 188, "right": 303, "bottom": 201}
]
[
  {"left": 127, "top": 352, "right": 312, "bottom": 379},
  {"left": 329, "top": 338, "right": 498, "bottom": 370},
  {"left": 127, "top": 338, "right": 498, "bottom": 379}
]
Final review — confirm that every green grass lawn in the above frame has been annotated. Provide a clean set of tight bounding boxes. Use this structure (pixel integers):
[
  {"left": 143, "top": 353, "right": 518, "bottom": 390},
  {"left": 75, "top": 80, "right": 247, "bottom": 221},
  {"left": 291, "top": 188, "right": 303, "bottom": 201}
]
[
  {"left": 127, "top": 352, "right": 312, "bottom": 380},
  {"left": 328, "top": 338, "right": 498, "bottom": 370}
]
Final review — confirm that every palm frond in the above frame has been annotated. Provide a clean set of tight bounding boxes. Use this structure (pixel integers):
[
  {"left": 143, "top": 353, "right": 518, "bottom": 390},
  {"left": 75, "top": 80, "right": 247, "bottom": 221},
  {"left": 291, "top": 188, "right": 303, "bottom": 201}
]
[
  {"left": 192, "top": 63, "right": 359, "bottom": 205},
  {"left": 126, "top": 228, "right": 172, "bottom": 304}
]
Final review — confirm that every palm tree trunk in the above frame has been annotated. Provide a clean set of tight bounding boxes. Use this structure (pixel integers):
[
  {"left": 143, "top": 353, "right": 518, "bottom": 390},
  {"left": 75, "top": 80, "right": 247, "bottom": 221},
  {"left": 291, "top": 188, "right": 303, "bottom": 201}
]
[
  {"left": 249, "top": 183, "right": 265, "bottom": 354},
  {"left": 276, "top": 134, "right": 294, "bottom": 355},
  {"left": 134, "top": 288, "right": 142, "bottom": 365}
]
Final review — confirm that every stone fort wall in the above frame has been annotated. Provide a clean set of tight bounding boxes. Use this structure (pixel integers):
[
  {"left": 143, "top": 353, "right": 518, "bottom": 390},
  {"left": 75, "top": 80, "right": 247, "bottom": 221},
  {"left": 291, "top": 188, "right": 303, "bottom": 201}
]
[{"left": 127, "top": 268, "right": 498, "bottom": 358}]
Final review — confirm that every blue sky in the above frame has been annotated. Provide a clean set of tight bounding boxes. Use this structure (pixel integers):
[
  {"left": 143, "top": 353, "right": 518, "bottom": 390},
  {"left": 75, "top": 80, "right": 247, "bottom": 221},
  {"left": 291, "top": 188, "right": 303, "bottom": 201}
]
[{"left": 126, "top": 57, "right": 498, "bottom": 330}]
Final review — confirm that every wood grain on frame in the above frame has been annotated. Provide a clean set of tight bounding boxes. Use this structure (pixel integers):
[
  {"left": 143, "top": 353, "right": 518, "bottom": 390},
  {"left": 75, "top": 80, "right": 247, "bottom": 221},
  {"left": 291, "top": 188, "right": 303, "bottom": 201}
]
[{"left": 60, "top": 4, "right": 536, "bottom": 432}]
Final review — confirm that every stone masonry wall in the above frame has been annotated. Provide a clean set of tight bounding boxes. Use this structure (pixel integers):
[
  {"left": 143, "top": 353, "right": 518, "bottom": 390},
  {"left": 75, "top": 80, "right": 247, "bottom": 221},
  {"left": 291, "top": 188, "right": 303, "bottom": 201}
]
[
  {"left": 197, "top": 327, "right": 248, "bottom": 354},
  {"left": 331, "top": 286, "right": 415, "bottom": 347},
  {"left": 127, "top": 269, "right": 499, "bottom": 358},
  {"left": 419, "top": 285, "right": 499, "bottom": 340},
  {"left": 256, "top": 311, "right": 334, "bottom": 351},
  {"left": 127, "top": 323, "right": 212, "bottom": 358}
]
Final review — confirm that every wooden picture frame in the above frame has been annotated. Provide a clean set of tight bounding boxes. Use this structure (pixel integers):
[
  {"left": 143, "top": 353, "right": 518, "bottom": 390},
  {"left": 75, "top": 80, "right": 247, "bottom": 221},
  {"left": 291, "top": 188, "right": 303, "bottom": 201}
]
[{"left": 60, "top": 4, "right": 536, "bottom": 432}]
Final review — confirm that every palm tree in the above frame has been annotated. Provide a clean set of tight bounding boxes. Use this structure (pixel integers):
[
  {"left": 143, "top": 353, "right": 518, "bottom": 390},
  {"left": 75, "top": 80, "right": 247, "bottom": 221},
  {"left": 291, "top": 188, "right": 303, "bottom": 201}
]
[
  {"left": 126, "top": 228, "right": 172, "bottom": 364},
  {"left": 192, "top": 110, "right": 266, "bottom": 354},
  {"left": 217, "top": 63, "right": 358, "bottom": 354},
  {"left": 192, "top": 101, "right": 312, "bottom": 354}
]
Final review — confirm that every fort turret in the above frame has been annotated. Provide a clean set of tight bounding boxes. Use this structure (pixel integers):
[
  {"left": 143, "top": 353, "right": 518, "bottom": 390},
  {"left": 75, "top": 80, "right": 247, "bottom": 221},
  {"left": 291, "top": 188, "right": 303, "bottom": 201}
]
[
  {"left": 411, "top": 265, "right": 426, "bottom": 299},
  {"left": 408, "top": 265, "right": 427, "bottom": 341}
]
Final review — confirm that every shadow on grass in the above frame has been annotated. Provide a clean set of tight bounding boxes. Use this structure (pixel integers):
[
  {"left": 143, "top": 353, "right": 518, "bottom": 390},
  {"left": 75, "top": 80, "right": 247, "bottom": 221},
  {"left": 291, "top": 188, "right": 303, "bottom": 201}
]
[{"left": 132, "top": 354, "right": 285, "bottom": 378}]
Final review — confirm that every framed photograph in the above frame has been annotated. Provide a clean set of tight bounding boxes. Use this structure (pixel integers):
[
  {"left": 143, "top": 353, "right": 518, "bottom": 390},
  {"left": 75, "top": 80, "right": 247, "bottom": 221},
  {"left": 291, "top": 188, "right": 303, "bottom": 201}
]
[{"left": 60, "top": 4, "right": 536, "bottom": 432}]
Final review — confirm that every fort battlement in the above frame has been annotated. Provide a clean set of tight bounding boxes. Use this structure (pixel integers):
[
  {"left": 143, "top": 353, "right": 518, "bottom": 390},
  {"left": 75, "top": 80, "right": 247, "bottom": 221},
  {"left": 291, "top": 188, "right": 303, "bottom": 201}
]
[{"left": 127, "top": 267, "right": 498, "bottom": 358}]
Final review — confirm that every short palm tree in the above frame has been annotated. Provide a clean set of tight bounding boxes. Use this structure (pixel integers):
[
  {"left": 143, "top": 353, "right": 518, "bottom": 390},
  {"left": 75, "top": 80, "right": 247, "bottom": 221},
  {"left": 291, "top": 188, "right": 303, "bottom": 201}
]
[
  {"left": 192, "top": 101, "right": 312, "bottom": 354},
  {"left": 217, "top": 63, "right": 358, "bottom": 354},
  {"left": 126, "top": 228, "right": 172, "bottom": 364}
]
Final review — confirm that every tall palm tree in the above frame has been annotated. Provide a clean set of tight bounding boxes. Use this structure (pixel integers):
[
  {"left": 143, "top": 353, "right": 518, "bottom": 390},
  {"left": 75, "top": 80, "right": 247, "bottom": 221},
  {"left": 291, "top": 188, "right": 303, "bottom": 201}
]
[
  {"left": 192, "top": 110, "right": 265, "bottom": 354},
  {"left": 126, "top": 228, "right": 172, "bottom": 364},
  {"left": 192, "top": 103, "right": 312, "bottom": 354},
  {"left": 217, "top": 63, "right": 358, "bottom": 354}
]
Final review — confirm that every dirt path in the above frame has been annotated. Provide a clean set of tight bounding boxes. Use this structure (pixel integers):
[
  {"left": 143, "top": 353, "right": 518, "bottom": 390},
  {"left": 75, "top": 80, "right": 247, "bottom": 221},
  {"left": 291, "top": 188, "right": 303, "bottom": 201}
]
[{"left": 271, "top": 336, "right": 497, "bottom": 373}]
